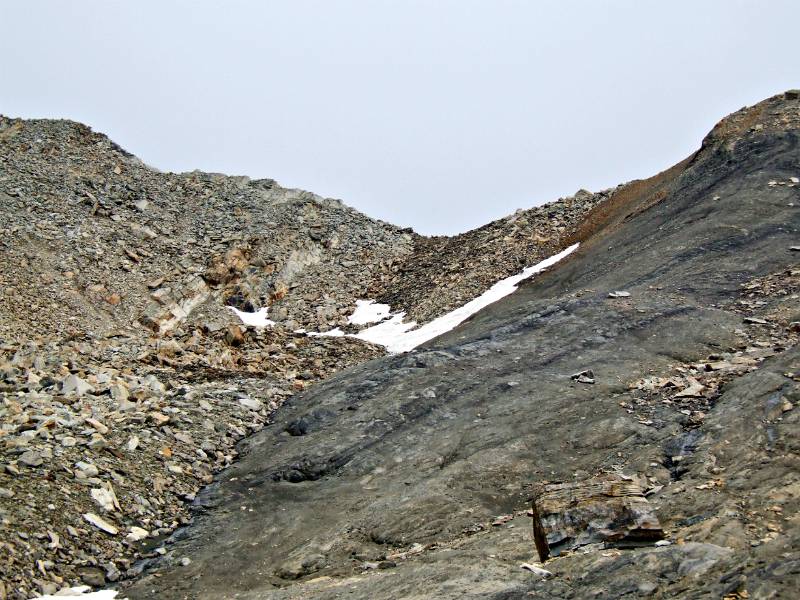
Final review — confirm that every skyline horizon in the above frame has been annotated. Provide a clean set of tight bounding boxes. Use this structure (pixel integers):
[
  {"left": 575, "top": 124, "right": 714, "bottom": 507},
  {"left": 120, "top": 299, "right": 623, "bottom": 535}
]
[
  {"left": 4, "top": 86, "right": 789, "bottom": 236},
  {"left": 2, "top": 1, "right": 798, "bottom": 235}
]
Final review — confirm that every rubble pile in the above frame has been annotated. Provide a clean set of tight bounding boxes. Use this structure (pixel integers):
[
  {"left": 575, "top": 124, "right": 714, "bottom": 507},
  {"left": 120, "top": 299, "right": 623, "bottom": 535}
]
[
  {"left": 0, "top": 329, "right": 381, "bottom": 597},
  {"left": 372, "top": 188, "right": 609, "bottom": 323}
]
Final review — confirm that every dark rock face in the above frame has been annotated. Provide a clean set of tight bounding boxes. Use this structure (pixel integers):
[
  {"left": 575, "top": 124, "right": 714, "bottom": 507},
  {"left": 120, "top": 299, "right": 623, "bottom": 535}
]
[{"left": 121, "top": 94, "right": 800, "bottom": 598}]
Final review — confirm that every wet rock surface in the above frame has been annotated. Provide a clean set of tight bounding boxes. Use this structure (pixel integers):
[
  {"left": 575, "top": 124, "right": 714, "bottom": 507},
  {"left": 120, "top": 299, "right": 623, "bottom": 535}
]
[{"left": 120, "top": 92, "right": 800, "bottom": 599}]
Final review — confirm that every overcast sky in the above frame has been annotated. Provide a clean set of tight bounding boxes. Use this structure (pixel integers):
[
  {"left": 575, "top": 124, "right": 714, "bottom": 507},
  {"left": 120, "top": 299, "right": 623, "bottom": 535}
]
[{"left": 1, "top": 1, "right": 798, "bottom": 234}]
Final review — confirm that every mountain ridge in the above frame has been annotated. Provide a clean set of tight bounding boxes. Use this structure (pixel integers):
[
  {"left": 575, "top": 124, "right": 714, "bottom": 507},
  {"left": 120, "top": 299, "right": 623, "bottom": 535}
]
[{"left": 1, "top": 90, "right": 799, "bottom": 599}]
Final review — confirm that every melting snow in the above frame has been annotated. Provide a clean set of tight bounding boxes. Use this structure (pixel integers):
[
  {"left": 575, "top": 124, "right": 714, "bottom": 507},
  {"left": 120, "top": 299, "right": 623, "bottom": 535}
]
[
  {"left": 347, "top": 300, "right": 392, "bottom": 325},
  {"left": 351, "top": 243, "right": 579, "bottom": 352},
  {"left": 306, "top": 327, "right": 345, "bottom": 337},
  {"left": 36, "top": 587, "right": 120, "bottom": 599},
  {"left": 227, "top": 306, "right": 275, "bottom": 327},
  {"left": 230, "top": 244, "right": 579, "bottom": 353}
]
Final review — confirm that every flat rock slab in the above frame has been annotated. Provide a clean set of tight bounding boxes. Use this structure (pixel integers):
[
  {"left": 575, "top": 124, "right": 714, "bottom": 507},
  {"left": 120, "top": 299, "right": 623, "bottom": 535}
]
[{"left": 532, "top": 474, "right": 663, "bottom": 560}]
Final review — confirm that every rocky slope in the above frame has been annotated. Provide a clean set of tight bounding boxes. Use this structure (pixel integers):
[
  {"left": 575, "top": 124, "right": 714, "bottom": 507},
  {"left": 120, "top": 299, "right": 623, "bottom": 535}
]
[
  {"left": 0, "top": 115, "right": 603, "bottom": 340},
  {"left": 2, "top": 90, "right": 799, "bottom": 599},
  {"left": 116, "top": 90, "right": 799, "bottom": 599},
  {"left": 0, "top": 111, "right": 603, "bottom": 597}
]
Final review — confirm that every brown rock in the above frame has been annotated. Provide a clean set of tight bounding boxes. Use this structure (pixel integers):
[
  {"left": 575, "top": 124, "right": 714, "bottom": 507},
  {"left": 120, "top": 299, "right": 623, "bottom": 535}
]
[
  {"left": 226, "top": 325, "right": 245, "bottom": 346},
  {"left": 148, "top": 411, "right": 171, "bottom": 426},
  {"left": 531, "top": 474, "right": 663, "bottom": 561}
]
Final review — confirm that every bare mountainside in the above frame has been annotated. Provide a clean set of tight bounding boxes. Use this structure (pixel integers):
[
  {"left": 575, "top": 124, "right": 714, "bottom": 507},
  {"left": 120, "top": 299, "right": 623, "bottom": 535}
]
[
  {"left": 0, "top": 108, "right": 602, "bottom": 598},
  {"left": 2, "top": 90, "right": 800, "bottom": 599}
]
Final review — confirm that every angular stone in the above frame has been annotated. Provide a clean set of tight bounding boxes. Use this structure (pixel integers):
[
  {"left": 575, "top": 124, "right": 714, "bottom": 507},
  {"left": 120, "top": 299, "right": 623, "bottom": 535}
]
[
  {"left": 62, "top": 374, "right": 95, "bottom": 396},
  {"left": 675, "top": 376, "right": 705, "bottom": 398},
  {"left": 91, "top": 483, "right": 119, "bottom": 512},
  {"left": 571, "top": 369, "right": 595, "bottom": 384},
  {"left": 126, "top": 526, "right": 150, "bottom": 542},
  {"left": 531, "top": 474, "right": 664, "bottom": 561},
  {"left": 148, "top": 411, "right": 171, "bottom": 426},
  {"left": 85, "top": 417, "right": 109, "bottom": 435},
  {"left": 83, "top": 512, "right": 119, "bottom": 535},
  {"left": 520, "top": 563, "right": 552, "bottom": 578},
  {"left": 238, "top": 396, "right": 262, "bottom": 411},
  {"left": 744, "top": 316, "right": 768, "bottom": 324},
  {"left": 75, "top": 461, "right": 100, "bottom": 478},
  {"left": 18, "top": 450, "right": 43, "bottom": 467},
  {"left": 109, "top": 383, "right": 129, "bottom": 402}
]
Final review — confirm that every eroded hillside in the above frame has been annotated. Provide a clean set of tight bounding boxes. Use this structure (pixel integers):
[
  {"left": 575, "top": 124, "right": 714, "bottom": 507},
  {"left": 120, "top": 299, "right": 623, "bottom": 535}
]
[
  {"left": 2, "top": 90, "right": 800, "bottom": 599},
  {"left": 0, "top": 110, "right": 604, "bottom": 597}
]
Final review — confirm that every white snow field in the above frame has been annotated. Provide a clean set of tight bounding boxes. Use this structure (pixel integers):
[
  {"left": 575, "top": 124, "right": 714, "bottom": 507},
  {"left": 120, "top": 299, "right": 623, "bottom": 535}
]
[
  {"left": 350, "top": 244, "right": 579, "bottom": 352},
  {"left": 227, "top": 306, "right": 275, "bottom": 327},
  {"left": 36, "top": 587, "right": 120, "bottom": 599},
  {"left": 347, "top": 299, "right": 392, "bottom": 325},
  {"left": 229, "top": 244, "right": 579, "bottom": 354}
]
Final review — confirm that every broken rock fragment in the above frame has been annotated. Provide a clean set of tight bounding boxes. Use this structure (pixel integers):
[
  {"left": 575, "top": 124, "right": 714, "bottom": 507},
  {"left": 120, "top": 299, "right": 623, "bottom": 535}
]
[
  {"left": 83, "top": 512, "right": 119, "bottom": 535},
  {"left": 571, "top": 369, "right": 595, "bottom": 384},
  {"left": 674, "top": 376, "right": 705, "bottom": 398},
  {"left": 62, "top": 374, "right": 95, "bottom": 397},
  {"left": 531, "top": 473, "right": 664, "bottom": 561}
]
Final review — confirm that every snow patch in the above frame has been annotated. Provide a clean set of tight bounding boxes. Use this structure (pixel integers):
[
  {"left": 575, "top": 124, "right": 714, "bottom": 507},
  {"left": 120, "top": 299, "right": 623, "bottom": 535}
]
[
  {"left": 347, "top": 300, "right": 392, "bottom": 325},
  {"left": 352, "top": 244, "right": 578, "bottom": 353},
  {"left": 231, "top": 244, "right": 578, "bottom": 354},
  {"left": 227, "top": 306, "right": 275, "bottom": 327},
  {"left": 306, "top": 327, "right": 345, "bottom": 337},
  {"left": 36, "top": 587, "right": 120, "bottom": 599}
]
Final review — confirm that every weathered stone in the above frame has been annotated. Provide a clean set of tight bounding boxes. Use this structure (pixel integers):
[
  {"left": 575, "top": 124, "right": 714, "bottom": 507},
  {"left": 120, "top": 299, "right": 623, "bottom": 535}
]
[
  {"left": 75, "top": 461, "right": 100, "bottom": 478},
  {"left": 238, "top": 396, "right": 262, "bottom": 411},
  {"left": 62, "top": 374, "right": 94, "bottom": 396},
  {"left": 148, "top": 411, "right": 171, "bottom": 426},
  {"left": 531, "top": 474, "right": 663, "bottom": 561},
  {"left": 90, "top": 484, "right": 119, "bottom": 512},
  {"left": 571, "top": 369, "right": 595, "bottom": 384},
  {"left": 126, "top": 526, "right": 150, "bottom": 542},
  {"left": 83, "top": 512, "right": 119, "bottom": 535},
  {"left": 85, "top": 417, "right": 109, "bottom": 435},
  {"left": 18, "top": 450, "right": 43, "bottom": 467}
]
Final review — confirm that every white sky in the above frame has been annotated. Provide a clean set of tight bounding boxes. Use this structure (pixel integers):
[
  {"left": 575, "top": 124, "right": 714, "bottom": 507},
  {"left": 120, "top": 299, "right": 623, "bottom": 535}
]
[{"left": 1, "top": 1, "right": 798, "bottom": 235}]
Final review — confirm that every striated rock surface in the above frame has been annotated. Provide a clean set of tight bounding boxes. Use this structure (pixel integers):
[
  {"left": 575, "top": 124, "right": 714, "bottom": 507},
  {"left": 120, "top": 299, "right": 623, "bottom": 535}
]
[
  {"left": 531, "top": 474, "right": 664, "bottom": 561},
  {"left": 119, "top": 91, "right": 800, "bottom": 599}
]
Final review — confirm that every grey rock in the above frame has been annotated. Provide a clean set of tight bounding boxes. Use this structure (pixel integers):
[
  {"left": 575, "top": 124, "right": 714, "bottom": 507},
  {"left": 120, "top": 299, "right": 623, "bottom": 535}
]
[
  {"left": 62, "top": 374, "right": 95, "bottom": 396},
  {"left": 18, "top": 450, "right": 43, "bottom": 467},
  {"left": 238, "top": 396, "right": 263, "bottom": 411}
]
